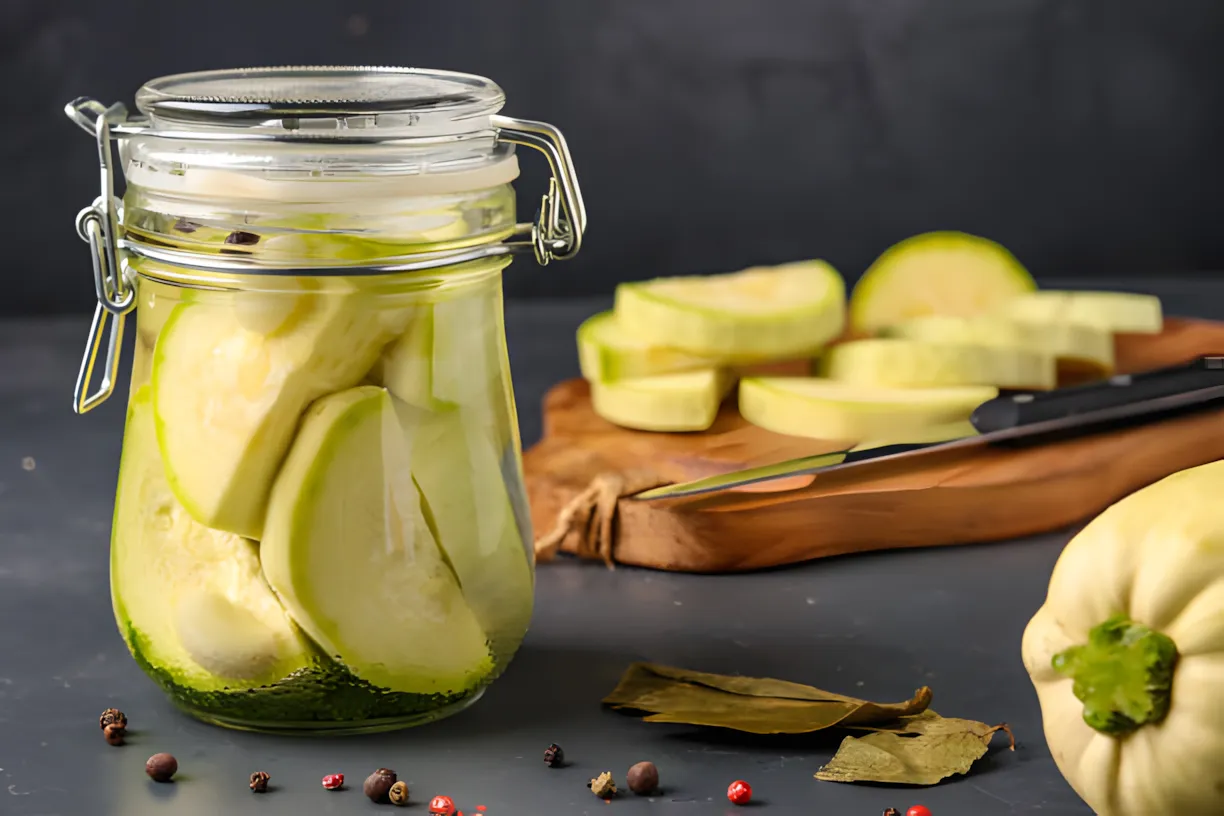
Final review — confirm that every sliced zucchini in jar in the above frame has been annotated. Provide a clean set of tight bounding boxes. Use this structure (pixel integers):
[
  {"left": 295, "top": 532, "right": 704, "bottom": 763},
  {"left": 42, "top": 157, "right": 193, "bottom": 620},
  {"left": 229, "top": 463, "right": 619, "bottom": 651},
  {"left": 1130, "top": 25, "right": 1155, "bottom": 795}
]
[{"left": 259, "top": 386, "right": 495, "bottom": 695}]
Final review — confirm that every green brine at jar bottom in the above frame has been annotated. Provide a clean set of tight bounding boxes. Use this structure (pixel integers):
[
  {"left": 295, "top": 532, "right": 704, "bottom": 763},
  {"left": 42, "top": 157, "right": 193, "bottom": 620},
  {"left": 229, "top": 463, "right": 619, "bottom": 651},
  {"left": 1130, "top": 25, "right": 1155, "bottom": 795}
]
[{"left": 127, "top": 624, "right": 490, "bottom": 735}]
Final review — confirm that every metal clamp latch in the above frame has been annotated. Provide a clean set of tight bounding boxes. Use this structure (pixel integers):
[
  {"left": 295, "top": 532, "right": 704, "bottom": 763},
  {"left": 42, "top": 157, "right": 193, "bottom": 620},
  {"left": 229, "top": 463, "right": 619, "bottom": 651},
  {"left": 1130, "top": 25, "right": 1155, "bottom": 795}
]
[
  {"left": 61, "top": 96, "right": 588, "bottom": 415},
  {"left": 65, "top": 99, "right": 137, "bottom": 415},
  {"left": 491, "top": 115, "right": 587, "bottom": 266}
]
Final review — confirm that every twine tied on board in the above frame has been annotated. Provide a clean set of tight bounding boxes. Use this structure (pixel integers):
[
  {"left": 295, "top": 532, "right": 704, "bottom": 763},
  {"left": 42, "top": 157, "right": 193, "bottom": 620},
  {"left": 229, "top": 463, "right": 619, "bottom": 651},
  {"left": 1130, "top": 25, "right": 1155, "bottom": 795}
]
[{"left": 533, "top": 469, "right": 668, "bottom": 569}]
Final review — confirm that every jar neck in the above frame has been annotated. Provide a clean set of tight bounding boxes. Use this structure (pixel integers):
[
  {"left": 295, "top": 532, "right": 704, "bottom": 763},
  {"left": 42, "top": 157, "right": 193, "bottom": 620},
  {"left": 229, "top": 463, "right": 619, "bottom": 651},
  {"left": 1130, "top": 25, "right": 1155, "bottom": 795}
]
[
  {"left": 129, "top": 252, "right": 514, "bottom": 297},
  {"left": 117, "top": 140, "right": 522, "bottom": 283}
]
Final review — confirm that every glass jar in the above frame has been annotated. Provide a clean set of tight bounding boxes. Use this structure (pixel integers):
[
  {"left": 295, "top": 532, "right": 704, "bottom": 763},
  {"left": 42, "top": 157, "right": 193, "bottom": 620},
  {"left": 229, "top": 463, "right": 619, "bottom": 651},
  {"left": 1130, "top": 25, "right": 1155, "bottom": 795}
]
[{"left": 63, "top": 67, "right": 586, "bottom": 734}]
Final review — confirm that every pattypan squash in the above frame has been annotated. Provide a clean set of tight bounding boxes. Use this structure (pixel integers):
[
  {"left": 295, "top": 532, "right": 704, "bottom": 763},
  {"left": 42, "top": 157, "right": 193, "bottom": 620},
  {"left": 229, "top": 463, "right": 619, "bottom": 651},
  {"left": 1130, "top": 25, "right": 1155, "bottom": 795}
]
[{"left": 1023, "top": 460, "right": 1224, "bottom": 815}]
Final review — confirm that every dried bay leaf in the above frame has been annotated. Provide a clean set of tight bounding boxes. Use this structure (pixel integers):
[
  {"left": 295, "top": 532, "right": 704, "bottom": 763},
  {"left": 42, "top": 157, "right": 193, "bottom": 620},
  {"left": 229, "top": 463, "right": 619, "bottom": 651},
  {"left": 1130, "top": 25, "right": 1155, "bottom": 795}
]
[
  {"left": 602, "top": 662, "right": 932, "bottom": 735},
  {"left": 815, "top": 717, "right": 1015, "bottom": 785},
  {"left": 605, "top": 663, "right": 1012, "bottom": 785},
  {"left": 841, "top": 709, "right": 942, "bottom": 734},
  {"left": 611, "top": 663, "right": 861, "bottom": 703},
  {"left": 640, "top": 701, "right": 863, "bottom": 734}
]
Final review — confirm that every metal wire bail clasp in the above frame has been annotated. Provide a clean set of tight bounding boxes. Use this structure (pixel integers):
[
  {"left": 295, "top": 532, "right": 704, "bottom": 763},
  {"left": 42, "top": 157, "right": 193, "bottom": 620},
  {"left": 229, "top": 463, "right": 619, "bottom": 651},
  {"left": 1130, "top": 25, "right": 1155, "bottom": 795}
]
[
  {"left": 491, "top": 116, "right": 587, "bottom": 266},
  {"left": 64, "top": 98, "right": 136, "bottom": 414}
]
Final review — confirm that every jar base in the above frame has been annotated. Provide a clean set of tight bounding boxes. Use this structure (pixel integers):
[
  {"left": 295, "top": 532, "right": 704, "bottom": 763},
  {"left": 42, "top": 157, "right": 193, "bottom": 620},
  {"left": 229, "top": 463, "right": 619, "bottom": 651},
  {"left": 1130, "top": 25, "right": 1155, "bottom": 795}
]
[{"left": 172, "top": 688, "right": 486, "bottom": 736}]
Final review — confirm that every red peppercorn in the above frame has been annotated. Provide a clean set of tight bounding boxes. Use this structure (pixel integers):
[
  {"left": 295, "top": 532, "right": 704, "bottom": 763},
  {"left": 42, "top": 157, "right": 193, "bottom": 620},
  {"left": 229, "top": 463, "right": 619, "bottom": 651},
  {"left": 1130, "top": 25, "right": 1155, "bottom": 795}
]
[
  {"left": 322, "top": 773, "right": 344, "bottom": 790},
  {"left": 727, "top": 780, "right": 752, "bottom": 806},
  {"left": 429, "top": 794, "right": 456, "bottom": 815},
  {"left": 907, "top": 807, "right": 933, "bottom": 816}
]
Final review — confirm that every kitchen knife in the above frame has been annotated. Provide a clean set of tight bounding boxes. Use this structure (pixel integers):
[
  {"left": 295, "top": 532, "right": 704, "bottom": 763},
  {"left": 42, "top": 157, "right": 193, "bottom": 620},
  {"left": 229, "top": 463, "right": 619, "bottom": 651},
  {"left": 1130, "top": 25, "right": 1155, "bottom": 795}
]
[{"left": 632, "top": 355, "right": 1224, "bottom": 502}]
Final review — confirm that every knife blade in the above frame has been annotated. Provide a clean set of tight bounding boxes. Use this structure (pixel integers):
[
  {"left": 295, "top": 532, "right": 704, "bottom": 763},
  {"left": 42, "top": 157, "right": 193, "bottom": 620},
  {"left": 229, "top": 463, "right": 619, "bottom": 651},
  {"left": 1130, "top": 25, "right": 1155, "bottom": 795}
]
[{"left": 632, "top": 355, "right": 1224, "bottom": 502}]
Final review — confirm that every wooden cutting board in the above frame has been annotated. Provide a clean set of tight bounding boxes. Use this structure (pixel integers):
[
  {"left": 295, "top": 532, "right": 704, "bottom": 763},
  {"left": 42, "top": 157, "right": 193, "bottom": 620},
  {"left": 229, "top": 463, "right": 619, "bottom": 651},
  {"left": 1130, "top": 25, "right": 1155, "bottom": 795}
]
[{"left": 522, "top": 318, "right": 1224, "bottom": 573}]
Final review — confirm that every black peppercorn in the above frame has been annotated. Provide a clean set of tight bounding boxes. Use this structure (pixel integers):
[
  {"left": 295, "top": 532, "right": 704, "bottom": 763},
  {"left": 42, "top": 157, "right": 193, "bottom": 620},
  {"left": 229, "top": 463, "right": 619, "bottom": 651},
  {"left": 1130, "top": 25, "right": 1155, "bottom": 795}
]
[
  {"left": 543, "top": 743, "right": 565, "bottom": 767},
  {"left": 363, "top": 768, "right": 397, "bottom": 802},
  {"left": 145, "top": 753, "right": 178, "bottom": 783},
  {"left": 103, "top": 724, "right": 126, "bottom": 746},
  {"left": 99, "top": 708, "right": 127, "bottom": 730},
  {"left": 224, "top": 230, "right": 260, "bottom": 246},
  {"left": 388, "top": 780, "right": 410, "bottom": 806},
  {"left": 250, "top": 771, "right": 270, "bottom": 793},
  {"left": 626, "top": 761, "right": 659, "bottom": 795}
]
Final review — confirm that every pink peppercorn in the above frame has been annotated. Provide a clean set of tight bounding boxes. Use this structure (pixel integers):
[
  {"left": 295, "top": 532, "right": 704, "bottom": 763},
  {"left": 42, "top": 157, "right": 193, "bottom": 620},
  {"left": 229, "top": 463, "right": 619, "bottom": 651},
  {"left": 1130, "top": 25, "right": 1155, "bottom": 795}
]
[
  {"left": 429, "top": 794, "right": 457, "bottom": 815},
  {"left": 727, "top": 779, "right": 752, "bottom": 805}
]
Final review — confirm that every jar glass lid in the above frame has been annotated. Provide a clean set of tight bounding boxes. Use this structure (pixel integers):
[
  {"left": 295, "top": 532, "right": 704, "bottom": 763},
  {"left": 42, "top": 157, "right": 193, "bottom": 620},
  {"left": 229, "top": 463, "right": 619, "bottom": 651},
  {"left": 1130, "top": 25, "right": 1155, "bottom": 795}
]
[{"left": 134, "top": 66, "right": 507, "bottom": 138}]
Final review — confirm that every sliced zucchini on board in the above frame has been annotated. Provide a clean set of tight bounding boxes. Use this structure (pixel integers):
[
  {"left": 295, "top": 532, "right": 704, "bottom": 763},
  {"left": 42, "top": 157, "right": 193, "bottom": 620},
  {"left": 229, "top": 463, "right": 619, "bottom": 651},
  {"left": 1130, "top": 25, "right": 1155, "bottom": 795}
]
[
  {"left": 739, "top": 377, "right": 997, "bottom": 441},
  {"left": 260, "top": 386, "right": 495, "bottom": 696},
  {"left": 590, "top": 369, "right": 736, "bottom": 432},
  {"left": 613, "top": 261, "right": 846, "bottom": 358},
  {"left": 578, "top": 311, "right": 820, "bottom": 382},
  {"left": 820, "top": 338, "right": 1057, "bottom": 390},
  {"left": 884, "top": 315, "right": 1115, "bottom": 376},
  {"left": 999, "top": 290, "right": 1164, "bottom": 334},
  {"left": 579, "top": 311, "right": 725, "bottom": 381},
  {"left": 849, "top": 232, "right": 1037, "bottom": 334}
]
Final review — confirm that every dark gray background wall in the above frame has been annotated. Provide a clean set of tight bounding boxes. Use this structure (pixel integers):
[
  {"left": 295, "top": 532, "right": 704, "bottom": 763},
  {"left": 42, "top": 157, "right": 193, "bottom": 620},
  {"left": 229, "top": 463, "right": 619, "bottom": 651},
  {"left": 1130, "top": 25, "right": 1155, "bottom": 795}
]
[{"left": 5, "top": 0, "right": 1223, "bottom": 317}]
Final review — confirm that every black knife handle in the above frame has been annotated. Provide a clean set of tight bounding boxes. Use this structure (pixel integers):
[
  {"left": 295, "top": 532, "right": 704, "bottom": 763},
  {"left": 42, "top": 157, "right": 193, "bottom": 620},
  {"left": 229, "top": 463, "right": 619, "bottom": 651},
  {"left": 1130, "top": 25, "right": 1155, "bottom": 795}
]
[{"left": 970, "top": 355, "right": 1224, "bottom": 434}]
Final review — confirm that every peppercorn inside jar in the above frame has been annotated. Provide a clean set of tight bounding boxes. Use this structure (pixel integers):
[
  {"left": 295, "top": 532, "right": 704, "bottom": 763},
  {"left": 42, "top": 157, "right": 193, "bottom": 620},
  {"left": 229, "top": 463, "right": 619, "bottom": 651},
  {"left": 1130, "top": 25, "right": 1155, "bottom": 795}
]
[{"left": 64, "top": 66, "right": 585, "bottom": 734}]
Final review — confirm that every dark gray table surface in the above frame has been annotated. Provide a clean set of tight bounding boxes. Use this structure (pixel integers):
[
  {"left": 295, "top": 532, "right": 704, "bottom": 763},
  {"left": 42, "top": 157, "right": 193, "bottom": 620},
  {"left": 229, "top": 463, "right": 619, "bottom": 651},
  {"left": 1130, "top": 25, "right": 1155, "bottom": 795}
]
[{"left": 2, "top": 279, "right": 1220, "bottom": 816}]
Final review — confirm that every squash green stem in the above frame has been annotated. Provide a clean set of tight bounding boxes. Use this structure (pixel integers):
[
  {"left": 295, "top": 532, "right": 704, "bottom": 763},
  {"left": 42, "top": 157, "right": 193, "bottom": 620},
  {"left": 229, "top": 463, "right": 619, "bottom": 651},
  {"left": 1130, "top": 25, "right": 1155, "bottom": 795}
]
[{"left": 1052, "top": 614, "right": 1178, "bottom": 736}]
